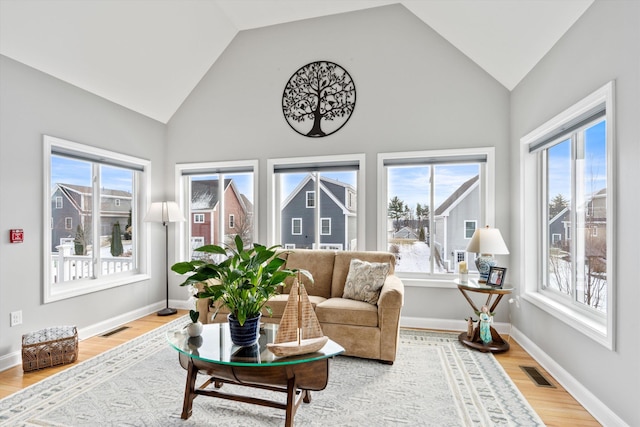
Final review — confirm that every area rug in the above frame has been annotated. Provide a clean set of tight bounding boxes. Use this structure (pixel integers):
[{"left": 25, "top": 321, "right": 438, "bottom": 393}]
[{"left": 0, "top": 316, "right": 544, "bottom": 426}]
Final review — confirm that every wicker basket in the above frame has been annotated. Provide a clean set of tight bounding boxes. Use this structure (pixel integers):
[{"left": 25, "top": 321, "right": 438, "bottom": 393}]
[{"left": 22, "top": 326, "right": 78, "bottom": 372}]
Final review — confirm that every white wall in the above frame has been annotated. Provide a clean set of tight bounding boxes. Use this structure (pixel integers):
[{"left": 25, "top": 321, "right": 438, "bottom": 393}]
[
  {"left": 510, "top": 1, "right": 640, "bottom": 425},
  {"left": 0, "top": 56, "right": 167, "bottom": 362},
  {"left": 166, "top": 4, "right": 511, "bottom": 322}
]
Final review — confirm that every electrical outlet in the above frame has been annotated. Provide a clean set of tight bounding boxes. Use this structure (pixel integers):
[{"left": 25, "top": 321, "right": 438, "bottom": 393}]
[{"left": 10, "top": 310, "right": 22, "bottom": 326}]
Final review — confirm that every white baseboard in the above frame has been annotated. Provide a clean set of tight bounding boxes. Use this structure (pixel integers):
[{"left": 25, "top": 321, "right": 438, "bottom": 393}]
[
  {"left": 510, "top": 327, "right": 628, "bottom": 427},
  {"left": 0, "top": 301, "right": 184, "bottom": 373},
  {"left": 400, "top": 316, "right": 512, "bottom": 334}
]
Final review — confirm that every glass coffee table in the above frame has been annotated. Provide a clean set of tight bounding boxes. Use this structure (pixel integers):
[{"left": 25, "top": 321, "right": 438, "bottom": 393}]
[{"left": 167, "top": 322, "right": 344, "bottom": 426}]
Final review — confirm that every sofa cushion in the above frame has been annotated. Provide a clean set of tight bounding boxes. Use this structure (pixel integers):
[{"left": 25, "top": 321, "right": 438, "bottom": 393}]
[
  {"left": 332, "top": 251, "right": 395, "bottom": 298},
  {"left": 262, "top": 294, "right": 327, "bottom": 319},
  {"left": 282, "top": 250, "right": 335, "bottom": 299},
  {"left": 315, "top": 298, "right": 378, "bottom": 327},
  {"left": 342, "top": 258, "right": 390, "bottom": 305}
]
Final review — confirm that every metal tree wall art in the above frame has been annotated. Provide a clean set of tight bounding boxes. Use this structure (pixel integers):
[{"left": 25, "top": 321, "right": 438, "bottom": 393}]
[{"left": 282, "top": 61, "right": 356, "bottom": 138}]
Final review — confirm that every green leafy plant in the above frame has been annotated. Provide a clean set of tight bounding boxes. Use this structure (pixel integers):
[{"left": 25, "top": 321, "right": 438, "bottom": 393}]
[
  {"left": 172, "top": 235, "right": 311, "bottom": 326},
  {"left": 189, "top": 309, "right": 199, "bottom": 323}
]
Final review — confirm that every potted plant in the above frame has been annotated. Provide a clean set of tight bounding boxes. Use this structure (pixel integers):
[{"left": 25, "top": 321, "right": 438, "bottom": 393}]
[
  {"left": 185, "top": 309, "right": 203, "bottom": 337},
  {"left": 171, "top": 235, "right": 309, "bottom": 346}
]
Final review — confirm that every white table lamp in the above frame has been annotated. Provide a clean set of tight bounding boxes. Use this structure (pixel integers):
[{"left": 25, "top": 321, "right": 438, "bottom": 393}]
[{"left": 465, "top": 225, "right": 509, "bottom": 283}]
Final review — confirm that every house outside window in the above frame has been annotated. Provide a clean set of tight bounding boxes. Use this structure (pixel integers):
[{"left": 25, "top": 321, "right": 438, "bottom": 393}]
[
  {"left": 115, "top": 199, "right": 121, "bottom": 207},
  {"left": 44, "top": 135, "right": 149, "bottom": 303},
  {"left": 378, "top": 147, "right": 494, "bottom": 279},
  {"left": 521, "top": 82, "right": 614, "bottom": 349},
  {"left": 176, "top": 161, "right": 257, "bottom": 259},
  {"left": 268, "top": 154, "right": 363, "bottom": 251}
]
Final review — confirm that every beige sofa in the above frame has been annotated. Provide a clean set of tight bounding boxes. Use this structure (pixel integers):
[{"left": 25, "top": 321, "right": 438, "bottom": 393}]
[{"left": 196, "top": 250, "right": 404, "bottom": 363}]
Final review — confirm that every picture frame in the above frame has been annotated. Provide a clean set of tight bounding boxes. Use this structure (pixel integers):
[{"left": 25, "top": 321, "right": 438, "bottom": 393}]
[{"left": 487, "top": 266, "right": 507, "bottom": 287}]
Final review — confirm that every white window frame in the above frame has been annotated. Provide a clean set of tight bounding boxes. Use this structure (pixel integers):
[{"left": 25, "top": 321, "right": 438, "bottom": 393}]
[
  {"left": 306, "top": 191, "right": 315, "bottom": 208},
  {"left": 43, "top": 135, "right": 151, "bottom": 303},
  {"left": 64, "top": 217, "right": 72, "bottom": 230},
  {"left": 291, "top": 218, "right": 302, "bottom": 235},
  {"left": 320, "top": 218, "right": 331, "bottom": 235},
  {"left": 175, "top": 160, "right": 258, "bottom": 260},
  {"left": 193, "top": 213, "right": 205, "bottom": 224},
  {"left": 55, "top": 196, "right": 63, "bottom": 209},
  {"left": 267, "top": 153, "right": 365, "bottom": 249},
  {"left": 464, "top": 220, "right": 477, "bottom": 239},
  {"left": 377, "top": 147, "right": 495, "bottom": 286},
  {"left": 520, "top": 81, "right": 615, "bottom": 349}
]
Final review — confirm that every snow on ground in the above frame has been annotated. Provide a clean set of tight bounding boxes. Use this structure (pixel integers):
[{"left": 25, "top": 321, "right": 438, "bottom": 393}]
[{"left": 394, "top": 241, "right": 430, "bottom": 273}]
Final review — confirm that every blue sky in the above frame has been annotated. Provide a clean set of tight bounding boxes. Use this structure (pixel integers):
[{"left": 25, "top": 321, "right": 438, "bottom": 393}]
[
  {"left": 51, "top": 155, "right": 133, "bottom": 192},
  {"left": 547, "top": 120, "right": 606, "bottom": 200}
]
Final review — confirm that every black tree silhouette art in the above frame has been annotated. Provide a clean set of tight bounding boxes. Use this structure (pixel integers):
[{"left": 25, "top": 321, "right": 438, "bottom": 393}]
[{"left": 282, "top": 61, "right": 356, "bottom": 138}]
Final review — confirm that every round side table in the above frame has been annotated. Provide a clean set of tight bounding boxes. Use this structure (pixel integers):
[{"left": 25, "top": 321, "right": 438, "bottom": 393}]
[{"left": 456, "top": 280, "right": 512, "bottom": 353}]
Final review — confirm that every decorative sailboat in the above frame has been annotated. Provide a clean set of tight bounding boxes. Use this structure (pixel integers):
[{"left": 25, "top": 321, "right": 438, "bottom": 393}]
[{"left": 267, "top": 275, "right": 328, "bottom": 357}]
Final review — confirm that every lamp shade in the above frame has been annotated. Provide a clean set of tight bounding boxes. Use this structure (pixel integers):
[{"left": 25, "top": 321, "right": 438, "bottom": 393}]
[
  {"left": 144, "top": 201, "right": 185, "bottom": 224},
  {"left": 465, "top": 226, "right": 509, "bottom": 255}
]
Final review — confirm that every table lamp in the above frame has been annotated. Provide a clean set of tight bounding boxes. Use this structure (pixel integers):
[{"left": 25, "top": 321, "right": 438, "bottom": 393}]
[
  {"left": 144, "top": 201, "right": 185, "bottom": 316},
  {"left": 465, "top": 225, "right": 509, "bottom": 283}
]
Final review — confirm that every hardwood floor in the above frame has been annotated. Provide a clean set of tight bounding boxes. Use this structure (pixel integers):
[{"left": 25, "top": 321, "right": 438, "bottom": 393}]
[{"left": 0, "top": 311, "right": 600, "bottom": 426}]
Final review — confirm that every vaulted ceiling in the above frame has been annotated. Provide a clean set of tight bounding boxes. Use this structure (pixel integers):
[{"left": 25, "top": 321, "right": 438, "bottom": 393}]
[{"left": 0, "top": 0, "right": 593, "bottom": 123}]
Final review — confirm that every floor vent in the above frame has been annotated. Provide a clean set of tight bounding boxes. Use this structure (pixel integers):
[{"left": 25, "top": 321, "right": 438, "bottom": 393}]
[
  {"left": 520, "top": 365, "right": 555, "bottom": 388},
  {"left": 101, "top": 326, "right": 130, "bottom": 337}
]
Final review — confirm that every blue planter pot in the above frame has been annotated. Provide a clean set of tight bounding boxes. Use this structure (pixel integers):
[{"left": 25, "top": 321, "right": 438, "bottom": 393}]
[{"left": 227, "top": 313, "right": 262, "bottom": 347}]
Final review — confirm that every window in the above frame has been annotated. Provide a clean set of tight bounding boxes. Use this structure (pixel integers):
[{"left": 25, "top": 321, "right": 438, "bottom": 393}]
[
  {"left": 464, "top": 220, "right": 477, "bottom": 239},
  {"left": 306, "top": 191, "right": 315, "bottom": 208},
  {"left": 268, "top": 154, "right": 364, "bottom": 250},
  {"left": 44, "top": 135, "right": 150, "bottom": 303},
  {"left": 115, "top": 199, "right": 121, "bottom": 207},
  {"left": 378, "top": 148, "right": 495, "bottom": 280},
  {"left": 176, "top": 160, "right": 257, "bottom": 259},
  {"left": 321, "top": 218, "right": 331, "bottom": 235},
  {"left": 291, "top": 218, "right": 302, "bottom": 235},
  {"left": 521, "top": 82, "right": 614, "bottom": 349}
]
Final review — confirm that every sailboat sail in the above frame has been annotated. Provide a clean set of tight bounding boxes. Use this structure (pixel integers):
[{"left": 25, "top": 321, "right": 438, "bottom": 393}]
[{"left": 267, "top": 278, "right": 328, "bottom": 356}]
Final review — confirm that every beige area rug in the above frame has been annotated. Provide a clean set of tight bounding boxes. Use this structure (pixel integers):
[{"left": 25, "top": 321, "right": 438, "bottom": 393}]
[{"left": 0, "top": 316, "right": 544, "bottom": 426}]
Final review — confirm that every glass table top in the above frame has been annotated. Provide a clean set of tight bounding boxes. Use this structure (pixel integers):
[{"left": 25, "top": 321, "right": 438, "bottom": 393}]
[
  {"left": 454, "top": 278, "right": 513, "bottom": 292},
  {"left": 167, "top": 323, "right": 344, "bottom": 367}
]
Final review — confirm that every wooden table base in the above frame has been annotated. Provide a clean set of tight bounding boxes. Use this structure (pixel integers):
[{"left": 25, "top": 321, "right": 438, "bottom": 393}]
[
  {"left": 179, "top": 353, "right": 330, "bottom": 426},
  {"left": 458, "top": 326, "right": 510, "bottom": 353}
]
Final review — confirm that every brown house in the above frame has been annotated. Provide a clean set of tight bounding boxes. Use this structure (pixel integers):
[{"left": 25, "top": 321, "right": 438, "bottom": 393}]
[{"left": 190, "top": 179, "right": 252, "bottom": 251}]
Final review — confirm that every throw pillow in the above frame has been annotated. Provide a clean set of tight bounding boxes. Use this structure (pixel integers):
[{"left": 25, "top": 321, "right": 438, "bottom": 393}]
[{"left": 342, "top": 258, "right": 390, "bottom": 305}]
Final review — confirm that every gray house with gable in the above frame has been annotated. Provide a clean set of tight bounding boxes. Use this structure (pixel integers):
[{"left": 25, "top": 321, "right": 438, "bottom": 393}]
[{"left": 280, "top": 174, "right": 357, "bottom": 250}]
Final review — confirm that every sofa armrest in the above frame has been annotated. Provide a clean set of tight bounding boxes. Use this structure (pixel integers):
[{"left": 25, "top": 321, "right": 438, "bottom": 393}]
[
  {"left": 377, "top": 274, "right": 404, "bottom": 363},
  {"left": 194, "top": 282, "right": 212, "bottom": 324},
  {"left": 378, "top": 274, "right": 404, "bottom": 310}
]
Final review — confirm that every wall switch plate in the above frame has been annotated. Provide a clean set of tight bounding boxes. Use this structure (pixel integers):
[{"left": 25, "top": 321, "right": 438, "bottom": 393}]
[{"left": 10, "top": 310, "right": 22, "bottom": 326}]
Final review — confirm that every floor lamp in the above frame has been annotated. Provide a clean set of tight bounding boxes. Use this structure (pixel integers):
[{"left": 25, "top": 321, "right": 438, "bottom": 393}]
[{"left": 145, "top": 201, "right": 185, "bottom": 316}]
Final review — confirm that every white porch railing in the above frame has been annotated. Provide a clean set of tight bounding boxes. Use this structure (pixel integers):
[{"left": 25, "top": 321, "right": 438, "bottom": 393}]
[{"left": 51, "top": 245, "right": 133, "bottom": 283}]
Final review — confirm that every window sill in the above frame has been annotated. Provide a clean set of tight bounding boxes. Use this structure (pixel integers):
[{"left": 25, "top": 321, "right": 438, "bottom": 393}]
[
  {"left": 44, "top": 273, "right": 150, "bottom": 303},
  {"left": 522, "top": 291, "right": 612, "bottom": 350}
]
